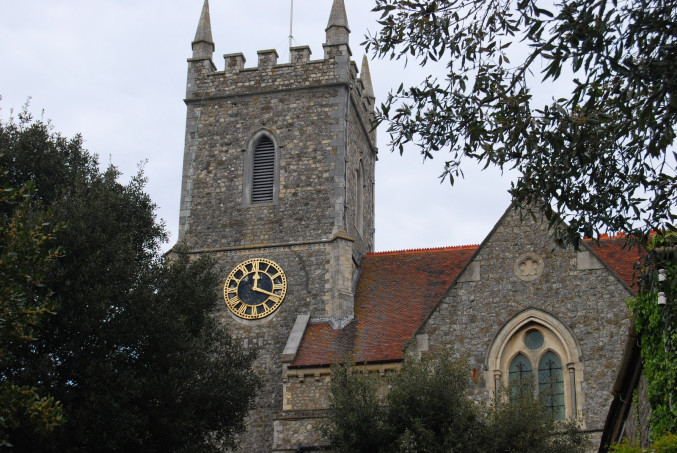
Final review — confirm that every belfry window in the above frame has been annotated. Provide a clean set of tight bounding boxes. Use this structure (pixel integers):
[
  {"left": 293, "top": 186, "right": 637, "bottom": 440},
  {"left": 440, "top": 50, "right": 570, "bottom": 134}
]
[
  {"left": 252, "top": 137, "right": 275, "bottom": 203},
  {"left": 243, "top": 130, "right": 280, "bottom": 206},
  {"left": 356, "top": 161, "right": 364, "bottom": 234}
]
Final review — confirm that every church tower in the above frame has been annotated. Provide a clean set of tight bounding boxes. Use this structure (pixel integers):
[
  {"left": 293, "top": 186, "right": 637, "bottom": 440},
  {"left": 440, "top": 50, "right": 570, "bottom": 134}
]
[{"left": 178, "top": 0, "right": 377, "bottom": 450}]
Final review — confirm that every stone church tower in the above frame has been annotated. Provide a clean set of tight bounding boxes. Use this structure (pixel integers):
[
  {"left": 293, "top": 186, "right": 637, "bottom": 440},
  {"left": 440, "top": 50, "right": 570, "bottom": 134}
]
[{"left": 178, "top": 0, "right": 377, "bottom": 450}]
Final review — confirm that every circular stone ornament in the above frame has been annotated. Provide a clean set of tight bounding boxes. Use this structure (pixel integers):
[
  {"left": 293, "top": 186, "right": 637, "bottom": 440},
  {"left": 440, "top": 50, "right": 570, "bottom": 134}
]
[{"left": 513, "top": 252, "right": 545, "bottom": 281}]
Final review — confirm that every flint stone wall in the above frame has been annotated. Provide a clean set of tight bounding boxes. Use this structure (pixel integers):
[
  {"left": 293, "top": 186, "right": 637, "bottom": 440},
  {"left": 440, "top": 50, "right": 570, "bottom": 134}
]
[{"left": 418, "top": 206, "right": 633, "bottom": 436}]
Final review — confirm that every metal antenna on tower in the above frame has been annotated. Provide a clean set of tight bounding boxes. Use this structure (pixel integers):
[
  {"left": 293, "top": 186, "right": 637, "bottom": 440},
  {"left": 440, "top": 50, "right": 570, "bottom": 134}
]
[{"left": 289, "top": 0, "right": 294, "bottom": 60}]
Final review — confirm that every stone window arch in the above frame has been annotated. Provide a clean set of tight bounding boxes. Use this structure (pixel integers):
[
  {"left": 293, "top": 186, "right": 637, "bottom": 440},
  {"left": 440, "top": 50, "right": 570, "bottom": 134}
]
[
  {"left": 243, "top": 129, "right": 280, "bottom": 206},
  {"left": 356, "top": 160, "right": 364, "bottom": 235},
  {"left": 486, "top": 309, "right": 584, "bottom": 422}
]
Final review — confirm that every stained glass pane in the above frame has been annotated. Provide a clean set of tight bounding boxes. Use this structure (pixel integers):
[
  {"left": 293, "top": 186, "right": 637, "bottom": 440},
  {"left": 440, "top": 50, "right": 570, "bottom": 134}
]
[{"left": 538, "top": 351, "right": 565, "bottom": 421}]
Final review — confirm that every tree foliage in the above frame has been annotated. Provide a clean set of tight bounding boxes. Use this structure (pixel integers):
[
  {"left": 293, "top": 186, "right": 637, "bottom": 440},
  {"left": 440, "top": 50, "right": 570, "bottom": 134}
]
[
  {"left": 366, "top": 0, "right": 676, "bottom": 246},
  {"left": 321, "top": 352, "right": 587, "bottom": 453},
  {"left": 610, "top": 432, "right": 677, "bottom": 452},
  {"left": 0, "top": 107, "right": 260, "bottom": 452},
  {"left": 0, "top": 172, "right": 64, "bottom": 446}
]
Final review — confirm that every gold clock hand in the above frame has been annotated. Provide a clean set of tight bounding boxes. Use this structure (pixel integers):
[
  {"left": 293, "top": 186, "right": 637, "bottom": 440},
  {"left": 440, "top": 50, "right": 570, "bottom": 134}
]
[{"left": 252, "top": 286, "right": 279, "bottom": 298}]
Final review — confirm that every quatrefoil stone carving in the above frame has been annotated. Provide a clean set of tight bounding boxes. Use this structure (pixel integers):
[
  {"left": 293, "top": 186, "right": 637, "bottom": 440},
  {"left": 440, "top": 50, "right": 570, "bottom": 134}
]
[{"left": 513, "top": 253, "right": 544, "bottom": 281}]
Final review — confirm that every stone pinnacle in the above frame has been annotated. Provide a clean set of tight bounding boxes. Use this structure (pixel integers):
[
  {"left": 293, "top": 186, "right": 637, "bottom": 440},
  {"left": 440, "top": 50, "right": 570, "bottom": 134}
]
[
  {"left": 361, "top": 55, "right": 375, "bottom": 99},
  {"left": 326, "top": 0, "right": 350, "bottom": 45}
]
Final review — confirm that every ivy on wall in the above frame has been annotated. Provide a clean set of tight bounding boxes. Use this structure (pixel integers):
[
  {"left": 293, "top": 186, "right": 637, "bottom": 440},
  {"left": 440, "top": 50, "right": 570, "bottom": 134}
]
[{"left": 627, "top": 232, "right": 677, "bottom": 437}]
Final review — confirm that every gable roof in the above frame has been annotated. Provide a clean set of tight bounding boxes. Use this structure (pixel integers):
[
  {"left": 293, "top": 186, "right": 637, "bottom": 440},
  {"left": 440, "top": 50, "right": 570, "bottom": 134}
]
[
  {"left": 292, "top": 245, "right": 478, "bottom": 367},
  {"left": 291, "top": 235, "right": 642, "bottom": 368}
]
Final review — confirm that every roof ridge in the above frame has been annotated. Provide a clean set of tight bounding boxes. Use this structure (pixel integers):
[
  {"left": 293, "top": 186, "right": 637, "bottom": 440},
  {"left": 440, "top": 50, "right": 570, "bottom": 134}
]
[
  {"left": 583, "top": 232, "right": 627, "bottom": 241},
  {"left": 367, "top": 244, "right": 479, "bottom": 256}
]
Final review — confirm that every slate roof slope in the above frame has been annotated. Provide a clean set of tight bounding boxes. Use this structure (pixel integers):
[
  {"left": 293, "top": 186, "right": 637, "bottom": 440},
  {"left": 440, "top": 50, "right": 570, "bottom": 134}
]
[
  {"left": 292, "top": 246, "right": 478, "bottom": 367},
  {"left": 291, "top": 235, "right": 642, "bottom": 368}
]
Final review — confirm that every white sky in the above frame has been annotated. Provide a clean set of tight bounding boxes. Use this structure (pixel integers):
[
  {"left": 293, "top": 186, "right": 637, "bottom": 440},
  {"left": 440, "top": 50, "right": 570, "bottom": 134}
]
[{"left": 0, "top": 0, "right": 515, "bottom": 252}]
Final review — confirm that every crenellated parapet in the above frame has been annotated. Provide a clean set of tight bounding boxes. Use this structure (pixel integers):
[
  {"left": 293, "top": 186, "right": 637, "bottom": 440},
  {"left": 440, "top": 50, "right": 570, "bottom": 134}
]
[
  {"left": 186, "top": 44, "right": 374, "bottom": 120},
  {"left": 184, "top": 0, "right": 375, "bottom": 129}
]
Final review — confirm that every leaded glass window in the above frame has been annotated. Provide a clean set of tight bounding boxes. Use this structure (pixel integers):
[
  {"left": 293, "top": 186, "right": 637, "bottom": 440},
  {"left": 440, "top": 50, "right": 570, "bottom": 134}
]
[
  {"left": 509, "top": 353, "right": 533, "bottom": 401},
  {"left": 525, "top": 329, "right": 544, "bottom": 350},
  {"left": 538, "top": 351, "right": 565, "bottom": 421}
]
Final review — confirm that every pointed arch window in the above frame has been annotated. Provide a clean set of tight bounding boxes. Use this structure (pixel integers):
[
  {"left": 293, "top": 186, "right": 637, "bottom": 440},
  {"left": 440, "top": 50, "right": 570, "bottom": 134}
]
[
  {"left": 356, "top": 160, "right": 364, "bottom": 234},
  {"left": 243, "top": 131, "right": 280, "bottom": 206},
  {"left": 539, "top": 351, "right": 565, "bottom": 420},
  {"left": 509, "top": 353, "right": 533, "bottom": 402},
  {"left": 252, "top": 137, "right": 275, "bottom": 203},
  {"left": 487, "top": 310, "right": 584, "bottom": 423}
]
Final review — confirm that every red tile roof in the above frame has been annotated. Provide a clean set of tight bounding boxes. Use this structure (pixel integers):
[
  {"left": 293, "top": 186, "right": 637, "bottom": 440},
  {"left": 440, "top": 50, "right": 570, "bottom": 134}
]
[
  {"left": 292, "top": 246, "right": 478, "bottom": 367},
  {"left": 585, "top": 234, "right": 643, "bottom": 290},
  {"left": 291, "top": 236, "right": 642, "bottom": 368}
]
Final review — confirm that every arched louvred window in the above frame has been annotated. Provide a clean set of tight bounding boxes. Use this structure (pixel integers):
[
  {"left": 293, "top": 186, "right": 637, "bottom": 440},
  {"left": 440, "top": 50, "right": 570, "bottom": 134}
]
[
  {"left": 356, "top": 161, "right": 364, "bottom": 234},
  {"left": 538, "top": 351, "right": 565, "bottom": 421},
  {"left": 509, "top": 353, "right": 533, "bottom": 401},
  {"left": 251, "top": 136, "right": 275, "bottom": 203}
]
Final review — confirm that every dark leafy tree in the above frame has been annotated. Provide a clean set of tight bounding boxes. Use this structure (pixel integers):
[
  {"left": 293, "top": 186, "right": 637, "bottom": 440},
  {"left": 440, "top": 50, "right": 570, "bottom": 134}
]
[
  {"left": 322, "top": 351, "right": 587, "bottom": 453},
  {"left": 366, "top": 0, "right": 676, "bottom": 247},
  {"left": 319, "top": 359, "right": 390, "bottom": 453},
  {"left": 0, "top": 175, "right": 64, "bottom": 447},
  {"left": 489, "top": 383, "right": 588, "bottom": 453},
  {"left": 0, "top": 106, "right": 260, "bottom": 452}
]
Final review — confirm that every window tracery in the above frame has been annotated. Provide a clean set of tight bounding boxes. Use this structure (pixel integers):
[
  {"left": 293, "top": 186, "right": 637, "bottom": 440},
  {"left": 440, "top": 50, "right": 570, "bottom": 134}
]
[{"left": 486, "top": 309, "right": 583, "bottom": 422}]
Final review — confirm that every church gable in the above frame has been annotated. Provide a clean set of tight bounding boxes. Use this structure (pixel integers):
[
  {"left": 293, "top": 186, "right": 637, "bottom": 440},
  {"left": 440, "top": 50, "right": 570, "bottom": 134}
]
[{"left": 416, "top": 204, "right": 637, "bottom": 437}]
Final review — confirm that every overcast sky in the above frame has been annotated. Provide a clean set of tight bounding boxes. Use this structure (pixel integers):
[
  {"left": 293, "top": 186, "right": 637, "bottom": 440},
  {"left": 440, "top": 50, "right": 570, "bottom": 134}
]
[{"left": 0, "top": 0, "right": 516, "bottom": 252}]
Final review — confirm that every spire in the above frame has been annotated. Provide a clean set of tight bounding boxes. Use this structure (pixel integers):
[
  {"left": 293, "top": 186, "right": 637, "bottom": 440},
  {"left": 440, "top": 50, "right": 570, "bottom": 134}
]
[
  {"left": 325, "top": 0, "right": 350, "bottom": 45},
  {"left": 360, "top": 55, "right": 375, "bottom": 99},
  {"left": 192, "top": 0, "right": 215, "bottom": 59}
]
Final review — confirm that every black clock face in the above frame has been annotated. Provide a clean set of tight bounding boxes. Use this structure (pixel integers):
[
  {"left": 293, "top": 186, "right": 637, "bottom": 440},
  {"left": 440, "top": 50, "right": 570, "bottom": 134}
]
[
  {"left": 237, "top": 271, "right": 274, "bottom": 306},
  {"left": 223, "top": 258, "right": 287, "bottom": 320}
]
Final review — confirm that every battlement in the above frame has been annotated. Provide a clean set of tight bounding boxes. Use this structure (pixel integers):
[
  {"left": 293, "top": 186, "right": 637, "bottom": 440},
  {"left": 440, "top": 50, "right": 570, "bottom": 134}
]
[
  {"left": 186, "top": 0, "right": 374, "bottom": 117},
  {"left": 187, "top": 45, "right": 371, "bottom": 101}
]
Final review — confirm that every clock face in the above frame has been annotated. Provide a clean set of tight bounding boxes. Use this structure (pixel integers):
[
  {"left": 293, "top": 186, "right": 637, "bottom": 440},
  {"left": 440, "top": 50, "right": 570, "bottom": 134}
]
[{"left": 223, "top": 258, "right": 287, "bottom": 320}]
